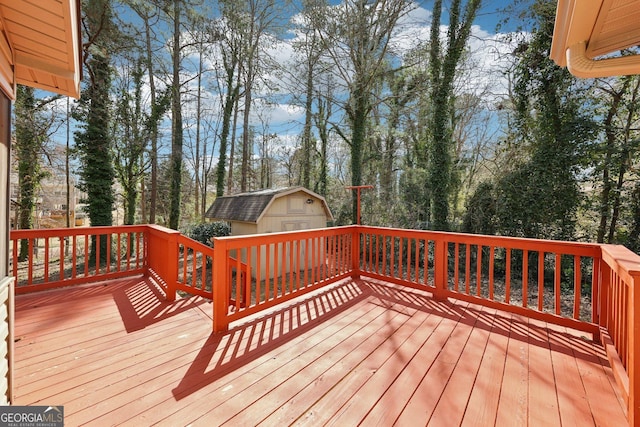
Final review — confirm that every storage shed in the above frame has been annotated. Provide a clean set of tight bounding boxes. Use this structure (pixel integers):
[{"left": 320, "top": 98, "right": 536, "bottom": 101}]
[
  {"left": 205, "top": 187, "right": 333, "bottom": 235},
  {"left": 205, "top": 187, "right": 334, "bottom": 280}
]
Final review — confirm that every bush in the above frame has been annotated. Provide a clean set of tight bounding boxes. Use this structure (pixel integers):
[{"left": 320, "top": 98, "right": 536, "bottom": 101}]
[{"left": 186, "top": 222, "right": 231, "bottom": 247}]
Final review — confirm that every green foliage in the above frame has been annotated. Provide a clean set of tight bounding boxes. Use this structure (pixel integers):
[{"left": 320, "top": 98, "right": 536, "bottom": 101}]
[
  {"left": 492, "top": 0, "right": 595, "bottom": 240},
  {"left": 74, "top": 0, "right": 118, "bottom": 263},
  {"left": 398, "top": 167, "right": 431, "bottom": 229},
  {"left": 494, "top": 160, "right": 580, "bottom": 240},
  {"left": 15, "top": 86, "right": 51, "bottom": 261},
  {"left": 74, "top": 50, "right": 115, "bottom": 230},
  {"left": 186, "top": 222, "right": 231, "bottom": 247},
  {"left": 424, "top": 0, "right": 482, "bottom": 231},
  {"left": 462, "top": 182, "right": 496, "bottom": 235}
]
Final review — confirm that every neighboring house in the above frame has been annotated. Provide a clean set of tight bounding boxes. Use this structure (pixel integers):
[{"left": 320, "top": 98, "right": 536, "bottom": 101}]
[
  {"left": 205, "top": 187, "right": 333, "bottom": 235},
  {"left": 205, "top": 187, "right": 334, "bottom": 279},
  {"left": 9, "top": 171, "right": 87, "bottom": 229}
]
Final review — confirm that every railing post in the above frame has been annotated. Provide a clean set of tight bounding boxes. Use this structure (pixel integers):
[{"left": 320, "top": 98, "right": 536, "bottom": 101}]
[
  {"left": 212, "top": 238, "right": 230, "bottom": 333},
  {"left": 629, "top": 271, "right": 640, "bottom": 427},
  {"left": 599, "top": 261, "right": 611, "bottom": 331},
  {"left": 433, "top": 238, "right": 447, "bottom": 299},
  {"left": 592, "top": 256, "right": 601, "bottom": 325},
  {"left": 351, "top": 226, "right": 361, "bottom": 279},
  {"left": 165, "top": 231, "right": 178, "bottom": 302}
]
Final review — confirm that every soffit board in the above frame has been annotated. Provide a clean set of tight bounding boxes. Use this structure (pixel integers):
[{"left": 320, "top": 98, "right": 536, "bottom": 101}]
[{"left": 0, "top": 0, "right": 81, "bottom": 99}]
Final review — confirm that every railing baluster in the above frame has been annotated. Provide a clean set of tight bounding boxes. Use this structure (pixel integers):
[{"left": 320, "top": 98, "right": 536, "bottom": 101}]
[
  {"left": 202, "top": 250, "right": 208, "bottom": 291},
  {"left": 523, "top": 249, "right": 529, "bottom": 308},
  {"left": 44, "top": 237, "right": 50, "bottom": 283},
  {"left": 444, "top": 241, "right": 449, "bottom": 291},
  {"left": 27, "top": 239, "right": 33, "bottom": 286},
  {"left": 72, "top": 235, "right": 77, "bottom": 279},
  {"left": 555, "top": 253, "right": 561, "bottom": 315},
  {"left": 592, "top": 257, "right": 600, "bottom": 324},
  {"left": 423, "top": 239, "right": 429, "bottom": 286},
  {"left": 116, "top": 233, "right": 121, "bottom": 272},
  {"left": 476, "top": 245, "right": 482, "bottom": 297},
  {"left": 84, "top": 234, "right": 89, "bottom": 277},
  {"left": 274, "top": 242, "right": 280, "bottom": 297},
  {"left": 59, "top": 236, "right": 64, "bottom": 281},
  {"left": 390, "top": 236, "right": 395, "bottom": 278},
  {"left": 105, "top": 233, "right": 111, "bottom": 273},
  {"left": 375, "top": 234, "right": 380, "bottom": 275},
  {"left": 413, "top": 237, "right": 426, "bottom": 285},
  {"left": 266, "top": 242, "right": 272, "bottom": 302},
  {"left": 489, "top": 246, "right": 495, "bottom": 300},
  {"left": 573, "top": 256, "right": 581, "bottom": 320},
  {"left": 454, "top": 243, "right": 459, "bottom": 292},
  {"left": 406, "top": 238, "right": 412, "bottom": 282},
  {"left": 235, "top": 254, "right": 242, "bottom": 310},
  {"left": 257, "top": 244, "right": 263, "bottom": 303},
  {"left": 538, "top": 251, "right": 545, "bottom": 312},
  {"left": 505, "top": 248, "right": 511, "bottom": 304},
  {"left": 95, "top": 235, "right": 100, "bottom": 275}
]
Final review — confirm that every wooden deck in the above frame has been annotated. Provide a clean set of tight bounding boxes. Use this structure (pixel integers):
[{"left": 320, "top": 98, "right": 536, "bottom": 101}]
[{"left": 13, "top": 276, "right": 627, "bottom": 426}]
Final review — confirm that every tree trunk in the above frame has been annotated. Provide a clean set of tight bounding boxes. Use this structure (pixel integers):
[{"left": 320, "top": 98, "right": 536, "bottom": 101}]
[
  {"left": 301, "top": 55, "right": 314, "bottom": 189},
  {"left": 144, "top": 13, "right": 159, "bottom": 224},
  {"left": 169, "top": 0, "right": 183, "bottom": 230},
  {"left": 227, "top": 86, "right": 241, "bottom": 193},
  {"left": 349, "top": 87, "right": 368, "bottom": 224}
]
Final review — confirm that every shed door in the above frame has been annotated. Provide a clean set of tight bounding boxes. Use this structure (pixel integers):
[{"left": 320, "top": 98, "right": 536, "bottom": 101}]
[{"left": 281, "top": 221, "right": 310, "bottom": 232}]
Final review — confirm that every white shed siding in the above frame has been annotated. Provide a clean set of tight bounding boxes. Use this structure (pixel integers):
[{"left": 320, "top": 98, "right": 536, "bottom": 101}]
[
  {"left": 230, "top": 222, "right": 257, "bottom": 236},
  {"left": 258, "top": 194, "right": 328, "bottom": 234}
]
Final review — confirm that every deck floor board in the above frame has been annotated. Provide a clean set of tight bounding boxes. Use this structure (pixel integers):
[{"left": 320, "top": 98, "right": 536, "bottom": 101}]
[{"left": 13, "top": 276, "right": 628, "bottom": 427}]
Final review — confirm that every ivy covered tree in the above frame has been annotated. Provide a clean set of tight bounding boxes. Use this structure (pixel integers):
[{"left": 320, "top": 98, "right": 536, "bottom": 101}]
[
  {"left": 14, "top": 86, "right": 51, "bottom": 261},
  {"left": 74, "top": 0, "right": 116, "bottom": 262},
  {"left": 492, "top": 0, "right": 596, "bottom": 240},
  {"left": 424, "top": 0, "right": 481, "bottom": 231}
]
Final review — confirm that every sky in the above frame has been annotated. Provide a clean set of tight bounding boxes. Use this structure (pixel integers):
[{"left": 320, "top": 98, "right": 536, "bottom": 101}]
[
  {"left": 45, "top": 0, "right": 529, "bottom": 181},
  {"left": 253, "top": 0, "right": 523, "bottom": 135}
]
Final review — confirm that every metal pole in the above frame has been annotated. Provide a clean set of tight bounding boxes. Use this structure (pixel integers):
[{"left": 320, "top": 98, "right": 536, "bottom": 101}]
[{"left": 345, "top": 185, "right": 373, "bottom": 225}]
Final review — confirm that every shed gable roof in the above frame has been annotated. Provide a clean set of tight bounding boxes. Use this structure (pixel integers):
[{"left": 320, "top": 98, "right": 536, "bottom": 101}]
[{"left": 205, "top": 187, "right": 332, "bottom": 224}]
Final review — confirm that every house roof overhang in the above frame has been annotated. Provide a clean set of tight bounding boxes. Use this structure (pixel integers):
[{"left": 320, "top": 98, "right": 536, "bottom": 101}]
[
  {"left": 0, "top": 0, "right": 82, "bottom": 99},
  {"left": 551, "top": 0, "right": 640, "bottom": 78}
]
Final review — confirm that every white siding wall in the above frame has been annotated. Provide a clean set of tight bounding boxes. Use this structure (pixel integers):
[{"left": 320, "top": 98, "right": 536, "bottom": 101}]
[
  {"left": 0, "top": 277, "right": 12, "bottom": 405},
  {"left": 258, "top": 194, "right": 328, "bottom": 234}
]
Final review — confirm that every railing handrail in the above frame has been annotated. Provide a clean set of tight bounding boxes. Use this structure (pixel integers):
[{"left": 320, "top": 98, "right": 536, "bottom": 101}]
[
  {"left": 212, "top": 225, "right": 358, "bottom": 248},
  {"left": 10, "top": 224, "right": 148, "bottom": 239},
  {"left": 601, "top": 244, "right": 640, "bottom": 283},
  {"left": 359, "top": 225, "right": 602, "bottom": 255}
]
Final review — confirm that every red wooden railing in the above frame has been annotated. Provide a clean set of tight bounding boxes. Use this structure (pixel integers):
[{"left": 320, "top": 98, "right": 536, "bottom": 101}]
[
  {"left": 358, "top": 226, "right": 601, "bottom": 334},
  {"left": 8, "top": 224, "right": 640, "bottom": 425},
  {"left": 9, "top": 225, "right": 147, "bottom": 294},
  {"left": 211, "top": 226, "right": 355, "bottom": 332},
  {"left": 599, "top": 244, "right": 640, "bottom": 426}
]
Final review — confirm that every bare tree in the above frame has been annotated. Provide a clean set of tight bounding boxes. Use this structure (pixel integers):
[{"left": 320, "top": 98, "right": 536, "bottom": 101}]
[{"left": 309, "top": 0, "right": 417, "bottom": 223}]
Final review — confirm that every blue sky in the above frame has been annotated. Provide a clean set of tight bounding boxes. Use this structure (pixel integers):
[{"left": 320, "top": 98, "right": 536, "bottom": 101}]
[{"left": 46, "top": 0, "right": 527, "bottom": 180}]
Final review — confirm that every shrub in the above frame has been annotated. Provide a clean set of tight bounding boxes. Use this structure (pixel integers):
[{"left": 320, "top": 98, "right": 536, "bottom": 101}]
[{"left": 186, "top": 222, "right": 231, "bottom": 247}]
